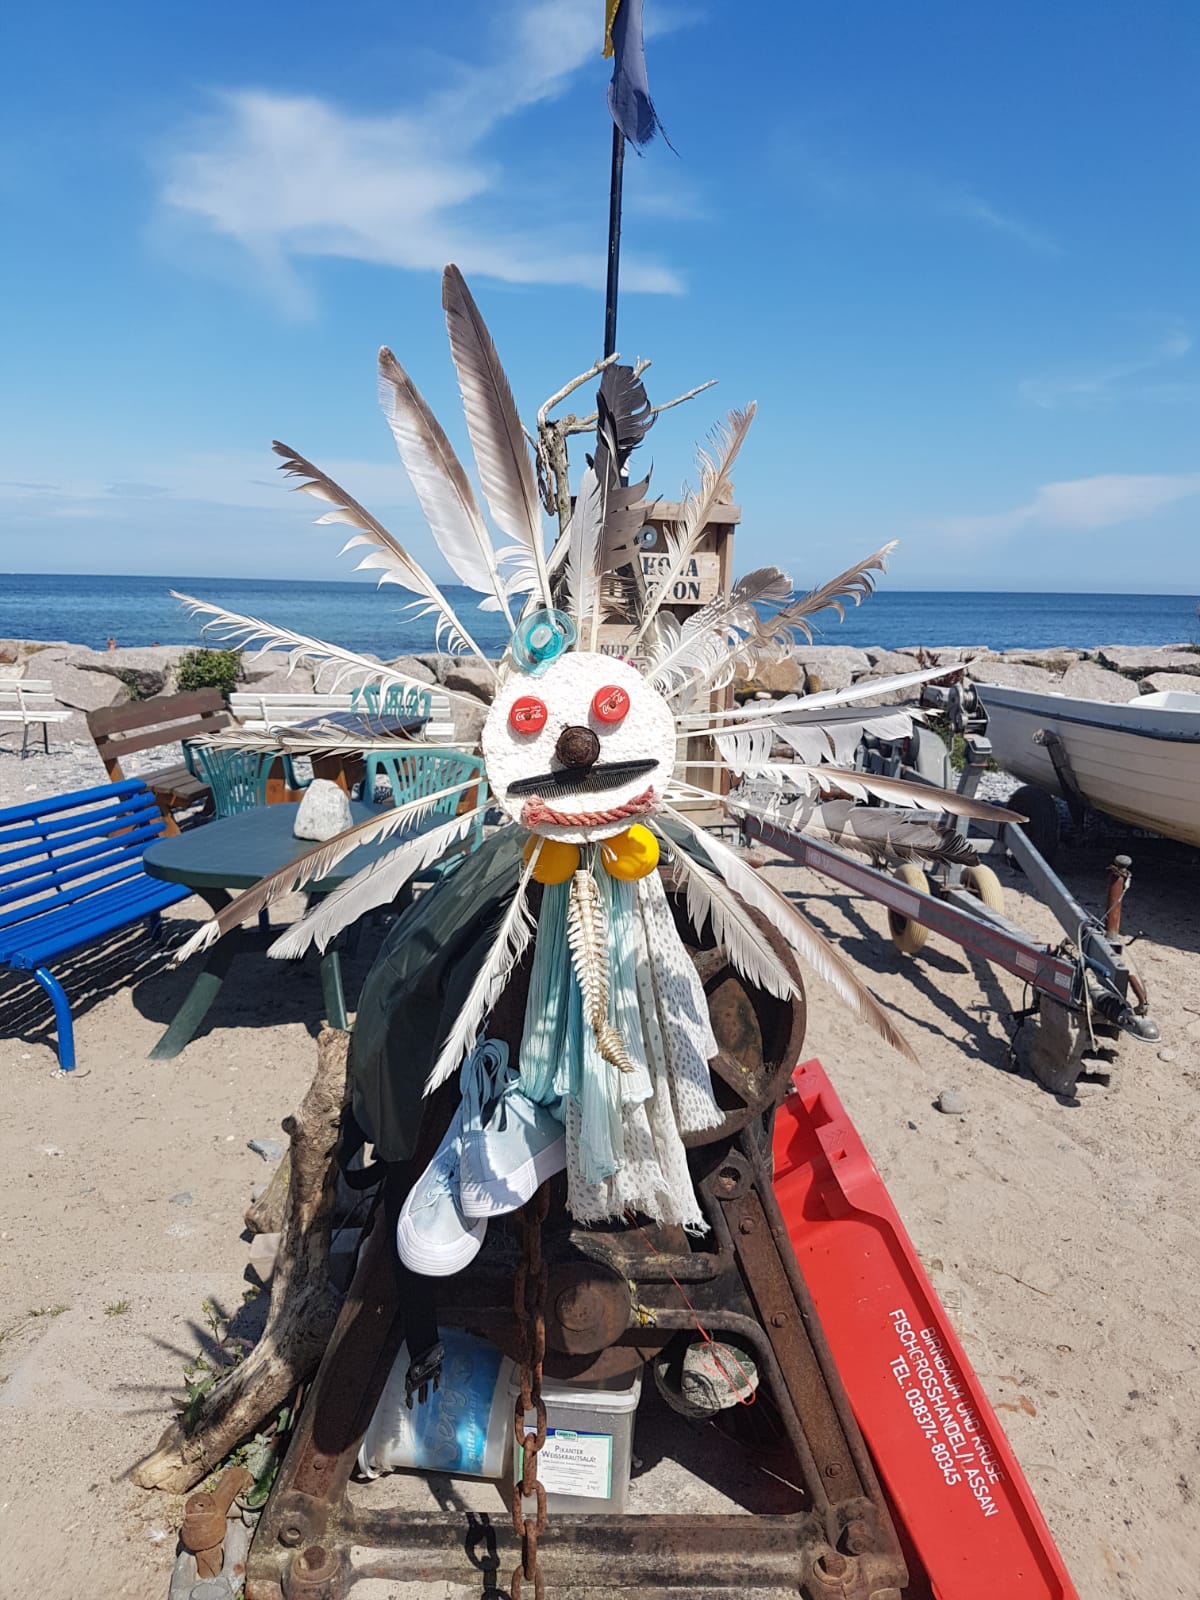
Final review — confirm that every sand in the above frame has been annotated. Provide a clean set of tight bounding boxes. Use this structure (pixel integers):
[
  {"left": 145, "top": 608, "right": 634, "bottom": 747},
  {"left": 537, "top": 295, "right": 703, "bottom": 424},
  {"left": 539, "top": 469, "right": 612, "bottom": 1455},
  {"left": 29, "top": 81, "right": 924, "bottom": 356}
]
[{"left": 1, "top": 762, "right": 1198, "bottom": 1597}]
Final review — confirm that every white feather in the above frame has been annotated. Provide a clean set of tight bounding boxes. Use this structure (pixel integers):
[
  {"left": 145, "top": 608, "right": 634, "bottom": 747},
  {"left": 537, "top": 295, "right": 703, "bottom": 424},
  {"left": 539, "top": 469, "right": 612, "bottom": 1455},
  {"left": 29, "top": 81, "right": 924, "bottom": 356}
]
[
  {"left": 424, "top": 842, "right": 541, "bottom": 1093},
  {"left": 173, "top": 778, "right": 480, "bottom": 961},
  {"left": 660, "top": 805, "right": 916, "bottom": 1060},
  {"left": 649, "top": 823, "right": 801, "bottom": 1002},
  {"left": 272, "top": 443, "right": 496, "bottom": 675},
  {"left": 268, "top": 806, "right": 490, "bottom": 957},
  {"left": 442, "top": 265, "right": 553, "bottom": 609},
  {"left": 377, "top": 348, "right": 514, "bottom": 626},
  {"left": 170, "top": 593, "right": 479, "bottom": 709}
]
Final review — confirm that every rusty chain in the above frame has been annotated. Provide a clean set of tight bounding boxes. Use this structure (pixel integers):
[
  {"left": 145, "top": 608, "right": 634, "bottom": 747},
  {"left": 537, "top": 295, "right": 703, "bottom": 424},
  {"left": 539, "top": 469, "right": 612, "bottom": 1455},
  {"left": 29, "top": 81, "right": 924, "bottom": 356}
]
[{"left": 510, "top": 1181, "right": 550, "bottom": 1600}]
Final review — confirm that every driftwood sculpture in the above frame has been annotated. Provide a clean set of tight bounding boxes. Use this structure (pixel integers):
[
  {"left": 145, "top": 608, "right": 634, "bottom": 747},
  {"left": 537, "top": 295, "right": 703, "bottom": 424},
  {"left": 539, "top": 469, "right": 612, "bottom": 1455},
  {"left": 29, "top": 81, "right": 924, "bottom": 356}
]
[{"left": 133, "top": 1028, "right": 350, "bottom": 1494}]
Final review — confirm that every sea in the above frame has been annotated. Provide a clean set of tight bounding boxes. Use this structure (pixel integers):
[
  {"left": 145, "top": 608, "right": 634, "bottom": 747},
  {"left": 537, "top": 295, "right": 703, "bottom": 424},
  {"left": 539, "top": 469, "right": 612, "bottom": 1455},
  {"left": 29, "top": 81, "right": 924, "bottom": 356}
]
[{"left": 2, "top": 573, "right": 1197, "bottom": 657}]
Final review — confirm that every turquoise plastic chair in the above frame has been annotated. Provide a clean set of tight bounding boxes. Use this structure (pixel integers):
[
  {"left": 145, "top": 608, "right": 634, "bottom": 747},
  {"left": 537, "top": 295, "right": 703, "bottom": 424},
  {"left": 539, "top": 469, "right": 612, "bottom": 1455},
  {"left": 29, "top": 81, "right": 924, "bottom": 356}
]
[
  {"left": 189, "top": 746, "right": 276, "bottom": 818},
  {"left": 381, "top": 684, "right": 433, "bottom": 720},
  {"left": 364, "top": 749, "right": 488, "bottom": 884}
]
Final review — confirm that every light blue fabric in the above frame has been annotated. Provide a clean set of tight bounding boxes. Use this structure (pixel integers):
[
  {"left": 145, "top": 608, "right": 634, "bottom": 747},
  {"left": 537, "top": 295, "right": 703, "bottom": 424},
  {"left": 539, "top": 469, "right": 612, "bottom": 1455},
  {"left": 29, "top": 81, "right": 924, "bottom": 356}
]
[{"left": 517, "top": 854, "right": 647, "bottom": 1187}]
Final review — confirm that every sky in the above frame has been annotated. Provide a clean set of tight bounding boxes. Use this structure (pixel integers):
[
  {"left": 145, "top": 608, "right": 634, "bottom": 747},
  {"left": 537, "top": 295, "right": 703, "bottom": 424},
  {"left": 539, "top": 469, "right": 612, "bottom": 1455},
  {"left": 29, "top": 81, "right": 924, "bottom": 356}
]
[{"left": 1, "top": 0, "right": 1198, "bottom": 594}]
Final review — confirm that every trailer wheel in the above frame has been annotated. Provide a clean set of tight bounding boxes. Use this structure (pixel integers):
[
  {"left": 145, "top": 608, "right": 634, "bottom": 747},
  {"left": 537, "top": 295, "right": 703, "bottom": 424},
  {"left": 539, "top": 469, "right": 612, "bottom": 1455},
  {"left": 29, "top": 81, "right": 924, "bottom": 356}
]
[
  {"left": 961, "top": 863, "right": 1004, "bottom": 915},
  {"left": 1009, "top": 784, "right": 1061, "bottom": 868},
  {"left": 888, "top": 863, "right": 930, "bottom": 954}
]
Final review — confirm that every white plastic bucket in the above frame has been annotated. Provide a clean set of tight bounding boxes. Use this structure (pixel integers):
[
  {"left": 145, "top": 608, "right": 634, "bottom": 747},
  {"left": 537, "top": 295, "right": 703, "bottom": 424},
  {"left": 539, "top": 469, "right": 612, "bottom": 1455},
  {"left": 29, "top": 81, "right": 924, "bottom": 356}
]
[
  {"left": 510, "top": 1368, "right": 642, "bottom": 1513},
  {"left": 358, "top": 1328, "right": 514, "bottom": 1480}
]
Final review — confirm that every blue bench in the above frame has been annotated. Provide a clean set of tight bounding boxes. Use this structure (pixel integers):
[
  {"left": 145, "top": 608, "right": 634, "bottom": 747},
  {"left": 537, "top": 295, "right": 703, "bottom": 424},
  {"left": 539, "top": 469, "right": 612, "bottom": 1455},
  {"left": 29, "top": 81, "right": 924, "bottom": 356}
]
[{"left": 0, "top": 780, "right": 191, "bottom": 1071}]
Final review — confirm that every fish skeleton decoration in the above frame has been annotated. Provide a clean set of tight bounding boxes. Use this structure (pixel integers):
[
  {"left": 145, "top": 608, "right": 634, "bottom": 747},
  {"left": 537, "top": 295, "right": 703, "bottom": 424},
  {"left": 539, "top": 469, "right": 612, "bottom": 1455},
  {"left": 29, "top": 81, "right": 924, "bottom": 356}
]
[{"left": 179, "top": 265, "right": 1018, "bottom": 1228}]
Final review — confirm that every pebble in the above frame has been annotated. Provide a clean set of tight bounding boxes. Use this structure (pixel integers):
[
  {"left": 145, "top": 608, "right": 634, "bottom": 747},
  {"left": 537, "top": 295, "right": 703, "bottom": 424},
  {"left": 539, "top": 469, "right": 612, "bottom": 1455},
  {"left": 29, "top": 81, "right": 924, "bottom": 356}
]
[
  {"left": 169, "top": 1191, "right": 193, "bottom": 1207},
  {"left": 935, "top": 1089, "right": 968, "bottom": 1115},
  {"left": 248, "top": 1137, "right": 285, "bottom": 1163},
  {"left": 1157, "top": 1048, "right": 1177, "bottom": 1063}
]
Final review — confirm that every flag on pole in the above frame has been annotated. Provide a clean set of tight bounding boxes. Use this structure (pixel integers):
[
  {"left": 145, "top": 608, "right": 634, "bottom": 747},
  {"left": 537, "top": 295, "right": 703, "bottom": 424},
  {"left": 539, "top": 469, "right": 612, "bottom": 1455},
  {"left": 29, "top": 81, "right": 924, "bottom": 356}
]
[{"left": 604, "top": 0, "right": 666, "bottom": 149}]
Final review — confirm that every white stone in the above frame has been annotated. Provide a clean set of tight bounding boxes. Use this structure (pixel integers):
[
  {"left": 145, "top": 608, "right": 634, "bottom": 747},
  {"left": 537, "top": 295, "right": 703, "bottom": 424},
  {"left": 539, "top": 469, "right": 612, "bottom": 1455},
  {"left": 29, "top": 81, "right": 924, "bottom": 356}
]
[{"left": 293, "top": 778, "right": 354, "bottom": 840}]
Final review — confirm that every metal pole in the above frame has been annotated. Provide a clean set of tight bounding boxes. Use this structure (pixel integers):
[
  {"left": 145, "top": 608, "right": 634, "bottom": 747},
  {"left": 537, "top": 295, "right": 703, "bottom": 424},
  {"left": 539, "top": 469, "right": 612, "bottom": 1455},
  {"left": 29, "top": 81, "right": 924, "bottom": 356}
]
[{"left": 603, "top": 123, "right": 626, "bottom": 358}]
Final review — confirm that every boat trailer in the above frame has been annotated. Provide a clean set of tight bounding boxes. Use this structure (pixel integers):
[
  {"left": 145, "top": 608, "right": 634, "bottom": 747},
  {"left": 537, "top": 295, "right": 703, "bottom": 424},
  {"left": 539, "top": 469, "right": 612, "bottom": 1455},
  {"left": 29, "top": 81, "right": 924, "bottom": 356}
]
[{"left": 738, "top": 709, "right": 1159, "bottom": 1094}]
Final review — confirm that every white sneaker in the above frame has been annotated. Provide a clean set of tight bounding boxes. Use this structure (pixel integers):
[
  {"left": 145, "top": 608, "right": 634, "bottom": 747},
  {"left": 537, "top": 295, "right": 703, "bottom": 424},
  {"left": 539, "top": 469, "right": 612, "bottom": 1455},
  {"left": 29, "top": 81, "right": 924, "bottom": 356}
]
[
  {"left": 458, "top": 1045, "right": 566, "bottom": 1219},
  {"left": 395, "top": 1111, "right": 486, "bottom": 1277}
]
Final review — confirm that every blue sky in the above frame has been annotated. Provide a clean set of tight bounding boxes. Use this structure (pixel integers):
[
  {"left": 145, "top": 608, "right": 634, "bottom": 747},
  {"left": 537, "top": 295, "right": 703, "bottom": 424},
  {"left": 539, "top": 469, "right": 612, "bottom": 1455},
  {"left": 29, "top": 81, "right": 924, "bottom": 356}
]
[{"left": 1, "top": 0, "right": 1197, "bottom": 594}]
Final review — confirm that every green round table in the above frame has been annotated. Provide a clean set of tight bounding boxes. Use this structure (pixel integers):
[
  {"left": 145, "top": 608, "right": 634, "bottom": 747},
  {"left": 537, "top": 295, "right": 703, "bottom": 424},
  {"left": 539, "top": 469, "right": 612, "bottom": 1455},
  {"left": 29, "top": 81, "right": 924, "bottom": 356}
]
[{"left": 143, "top": 802, "right": 424, "bottom": 1058}]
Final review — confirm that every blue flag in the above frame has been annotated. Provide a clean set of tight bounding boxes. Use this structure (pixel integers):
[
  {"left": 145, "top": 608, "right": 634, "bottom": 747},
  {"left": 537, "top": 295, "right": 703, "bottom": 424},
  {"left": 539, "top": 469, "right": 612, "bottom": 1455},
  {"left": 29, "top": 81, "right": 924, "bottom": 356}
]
[{"left": 606, "top": 0, "right": 666, "bottom": 149}]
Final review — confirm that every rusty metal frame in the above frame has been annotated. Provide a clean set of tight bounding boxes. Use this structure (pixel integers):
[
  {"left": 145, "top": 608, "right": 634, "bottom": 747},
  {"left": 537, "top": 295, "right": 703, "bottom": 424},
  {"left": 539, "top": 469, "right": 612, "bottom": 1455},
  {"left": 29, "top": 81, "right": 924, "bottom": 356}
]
[{"left": 246, "top": 1130, "right": 908, "bottom": 1600}]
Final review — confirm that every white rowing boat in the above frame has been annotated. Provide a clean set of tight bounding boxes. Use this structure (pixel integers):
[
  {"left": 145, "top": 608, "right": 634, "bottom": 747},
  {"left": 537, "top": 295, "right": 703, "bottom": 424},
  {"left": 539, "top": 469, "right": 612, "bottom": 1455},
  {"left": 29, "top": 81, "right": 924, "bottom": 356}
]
[{"left": 976, "top": 684, "right": 1200, "bottom": 848}]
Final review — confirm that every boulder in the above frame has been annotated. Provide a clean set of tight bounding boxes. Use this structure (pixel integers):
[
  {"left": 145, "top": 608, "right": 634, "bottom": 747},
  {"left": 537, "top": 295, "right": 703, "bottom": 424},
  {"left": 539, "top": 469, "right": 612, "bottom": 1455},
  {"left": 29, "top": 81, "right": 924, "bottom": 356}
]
[
  {"left": 968, "top": 659, "right": 1063, "bottom": 693},
  {"left": 241, "top": 660, "right": 315, "bottom": 695},
  {"left": 70, "top": 645, "right": 185, "bottom": 700},
  {"left": 0, "top": 642, "right": 18, "bottom": 667},
  {"left": 861, "top": 649, "right": 921, "bottom": 677},
  {"left": 1001, "top": 647, "right": 1084, "bottom": 672},
  {"left": 893, "top": 646, "right": 993, "bottom": 664},
  {"left": 1141, "top": 672, "right": 1200, "bottom": 697},
  {"left": 387, "top": 655, "right": 438, "bottom": 687},
  {"left": 1056, "top": 662, "right": 1140, "bottom": 704},
  {"left": 850, "top": 671, "right": 930, "bottom": 707},
  {"left": 444, "top": 658, "right": 497, "bottom": 703},
  {"left": 744, "top": 657, "right": 804, "bottom": 695},
  {"left": 794, "top": 647, "right": 871, "bottom": 693},
  {"left": 35, "top": 651, "right": 129, "bottom": 713},
  {"left": 1095, "top": 645, "right": 1200, "bottom": 678}
]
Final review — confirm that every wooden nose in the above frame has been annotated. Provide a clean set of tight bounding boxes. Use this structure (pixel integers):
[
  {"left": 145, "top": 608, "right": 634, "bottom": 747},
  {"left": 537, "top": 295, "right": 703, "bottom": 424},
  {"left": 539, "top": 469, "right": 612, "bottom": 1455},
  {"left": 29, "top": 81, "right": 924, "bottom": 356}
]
[{"left": 555, "top": 724, "right": 600, "bottom": 770}]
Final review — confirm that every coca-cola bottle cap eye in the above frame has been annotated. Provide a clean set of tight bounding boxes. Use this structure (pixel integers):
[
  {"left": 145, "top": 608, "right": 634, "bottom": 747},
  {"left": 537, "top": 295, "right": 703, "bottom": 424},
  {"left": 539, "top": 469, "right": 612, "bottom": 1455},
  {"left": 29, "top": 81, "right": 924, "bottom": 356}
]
[{"left": 591, "top": 685, "right": 630, "bottom": 724}]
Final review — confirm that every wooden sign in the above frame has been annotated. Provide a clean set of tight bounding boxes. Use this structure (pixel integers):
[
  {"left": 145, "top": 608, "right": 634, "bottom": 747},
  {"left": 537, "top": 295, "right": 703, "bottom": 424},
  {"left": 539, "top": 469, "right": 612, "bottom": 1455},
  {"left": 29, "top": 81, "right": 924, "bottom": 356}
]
[
  {"left": 639, "top": 551, "right": 720, "bottom": 604},
  {"left": 594, "top": 624, "right": 652, "bottom": 673}
]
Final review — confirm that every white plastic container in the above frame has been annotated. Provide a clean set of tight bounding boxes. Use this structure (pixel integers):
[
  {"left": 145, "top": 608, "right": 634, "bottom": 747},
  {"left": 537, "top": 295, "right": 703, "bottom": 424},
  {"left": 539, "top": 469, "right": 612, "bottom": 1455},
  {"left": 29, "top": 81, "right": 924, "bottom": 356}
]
[
  {"left": 358, "top": 1328, "right": 514, "bottom": 1480},
  {"left": 510, "top": 1369, "right": 642, "bottom": 1513}
]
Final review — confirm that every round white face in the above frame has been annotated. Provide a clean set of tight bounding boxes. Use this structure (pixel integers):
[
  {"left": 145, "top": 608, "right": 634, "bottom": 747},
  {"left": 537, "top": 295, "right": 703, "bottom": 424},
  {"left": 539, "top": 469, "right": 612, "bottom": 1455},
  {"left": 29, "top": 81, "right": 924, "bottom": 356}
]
[{"left": 482, "top": 651, "right": 676, "bottom": 843}]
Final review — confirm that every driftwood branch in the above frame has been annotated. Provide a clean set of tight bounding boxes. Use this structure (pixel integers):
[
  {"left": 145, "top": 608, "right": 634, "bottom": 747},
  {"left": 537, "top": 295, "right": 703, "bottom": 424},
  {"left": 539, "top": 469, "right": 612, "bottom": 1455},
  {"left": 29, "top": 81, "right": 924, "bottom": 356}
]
[
  {"left": 561, "top": 378, "right": 718, "bottom": 437},
  {"left": 132, "top": 1027, "right": 351, "bottom": 1494}
]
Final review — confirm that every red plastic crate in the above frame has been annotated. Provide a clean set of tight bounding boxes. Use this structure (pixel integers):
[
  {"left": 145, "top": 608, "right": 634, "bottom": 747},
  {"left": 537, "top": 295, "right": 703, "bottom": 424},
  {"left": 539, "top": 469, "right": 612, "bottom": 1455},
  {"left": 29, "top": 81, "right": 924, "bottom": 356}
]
[{"left": 772, "top": 1059, "right": 1079, "bottom": 1600}]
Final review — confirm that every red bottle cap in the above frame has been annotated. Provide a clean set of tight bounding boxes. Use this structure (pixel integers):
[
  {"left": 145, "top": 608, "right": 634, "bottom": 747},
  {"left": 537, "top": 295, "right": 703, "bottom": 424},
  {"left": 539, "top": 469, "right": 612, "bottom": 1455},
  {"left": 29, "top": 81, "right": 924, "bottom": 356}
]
[
  {"left": 592, "top": 685, "right": 631, "bottom": 724},
  {"left": 509, "top": 696, "right": 547, "bottom": 734}
]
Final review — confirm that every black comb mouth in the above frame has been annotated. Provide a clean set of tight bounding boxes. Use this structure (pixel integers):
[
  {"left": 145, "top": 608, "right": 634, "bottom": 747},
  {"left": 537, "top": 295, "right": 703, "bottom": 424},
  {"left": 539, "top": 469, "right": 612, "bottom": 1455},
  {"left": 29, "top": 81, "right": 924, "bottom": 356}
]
[{"left": 506, "top": 758, "right": 658, "bottom": 799}]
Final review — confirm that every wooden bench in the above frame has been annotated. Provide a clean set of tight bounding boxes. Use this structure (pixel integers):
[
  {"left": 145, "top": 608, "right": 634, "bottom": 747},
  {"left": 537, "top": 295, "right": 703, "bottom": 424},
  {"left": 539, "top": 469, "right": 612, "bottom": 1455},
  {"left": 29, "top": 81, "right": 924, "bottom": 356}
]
[
  {"left": 87, "top": 690, "right": 229, "bottom": 835},
  {"left": 0, "top": 678, "right": 73, "bottom": 756},
  {"left": 0, "top": 780, "right": 191, "bottom": 1070}
]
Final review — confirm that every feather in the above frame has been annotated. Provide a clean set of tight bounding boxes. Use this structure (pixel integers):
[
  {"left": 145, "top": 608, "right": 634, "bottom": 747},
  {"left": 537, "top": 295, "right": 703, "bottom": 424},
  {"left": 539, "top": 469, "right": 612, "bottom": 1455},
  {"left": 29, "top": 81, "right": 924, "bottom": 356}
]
[
  {"left": 189, "top": 730, "right": 474, "bottom": 757},
  {"left": 648, "top": 566, "right": 792, "bottom": 695},
  {"left": 725, "top": 793, "right": 980, "bottom": 866},
  {"left": 724, "top": 763, "right": 1024, "bottom": 819},
  {"left": 677, "top": 663, "right": 960, "bottom": 724},
  {"left": 272, "top": 443, "right": 496, "bottom": 673},
  {"left": 376, "top": 348, "right": 514, "bottom": 626},
  {"left": 425, "top": 843, "right": 541, "bottom": 1093},
  {"left": 650, "top": 823, "right": 803, "bottom": 1003},
  {"left": 268, "top": 805, "right": 490, "bottom": 956},
  {"left": 173, "top": 780, "right": 479, "bottom": 961},
  {"left": 563, "top": 463, "right": 604, "bottom": 633},
  {"left": 750, "top": 543, "right": 898, "bottom": 654},
  {"left": 661, "top": 805, "right": 917, "bottom": 1061},
  {"left": 442, "top": 265, "right": 552, "bottom": 609},
  {"left": 630, "top": 405, "right": 756, "bottom": 647},
  {"left": 171, "top": 593, "right": 479, "bottom": 709},
  {"left": 567, "top": 868, "right": 634, "bottom": 1072},
  {"left": 595, "top": 362, "right": 654, "bottom": 475}
]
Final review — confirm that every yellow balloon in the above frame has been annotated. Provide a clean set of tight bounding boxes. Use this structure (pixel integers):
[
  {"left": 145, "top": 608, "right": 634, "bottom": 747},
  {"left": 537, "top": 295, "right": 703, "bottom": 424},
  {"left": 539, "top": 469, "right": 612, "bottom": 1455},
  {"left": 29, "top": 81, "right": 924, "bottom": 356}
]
[
  {"left": 524, "top": 835, "right": 581, "bottom": 885},
  {"left": 599, "top": 824, "right": 660, "bottom": 881}
]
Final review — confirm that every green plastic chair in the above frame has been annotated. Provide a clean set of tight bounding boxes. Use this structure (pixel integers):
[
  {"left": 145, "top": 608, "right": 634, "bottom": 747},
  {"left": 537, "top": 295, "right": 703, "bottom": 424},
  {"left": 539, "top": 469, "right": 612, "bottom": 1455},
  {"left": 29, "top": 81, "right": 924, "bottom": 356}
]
[
  {"left": 350, "top": 683, "right": 381, "bottom": 715},
  {"left": 189, "top": 746, "right": 276, "bottom": 818},
  {"left": 364, "top": 749, "right": 488, "bottom": 883}
]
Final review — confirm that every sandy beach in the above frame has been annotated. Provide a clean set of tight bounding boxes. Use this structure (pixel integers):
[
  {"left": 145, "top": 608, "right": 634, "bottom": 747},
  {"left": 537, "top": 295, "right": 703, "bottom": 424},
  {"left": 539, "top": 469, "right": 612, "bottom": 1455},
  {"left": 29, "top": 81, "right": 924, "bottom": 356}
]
[{"left": 1, "top": 649, "right": 1198, "bottom": 1600}]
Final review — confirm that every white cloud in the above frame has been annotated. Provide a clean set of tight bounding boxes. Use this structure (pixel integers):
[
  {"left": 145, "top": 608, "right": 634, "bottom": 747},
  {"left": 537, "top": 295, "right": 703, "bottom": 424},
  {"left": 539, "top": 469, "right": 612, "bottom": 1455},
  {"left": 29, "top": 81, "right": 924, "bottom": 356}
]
[
  {"left": 157, "top": 0, "right": 686, "bottom": 311},
  {"left": 936, "top": 473, "right": 1200, "bottom": 539},
  {"left": 1019, "top": 328, "right": 1194, "bottom": 410}
]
